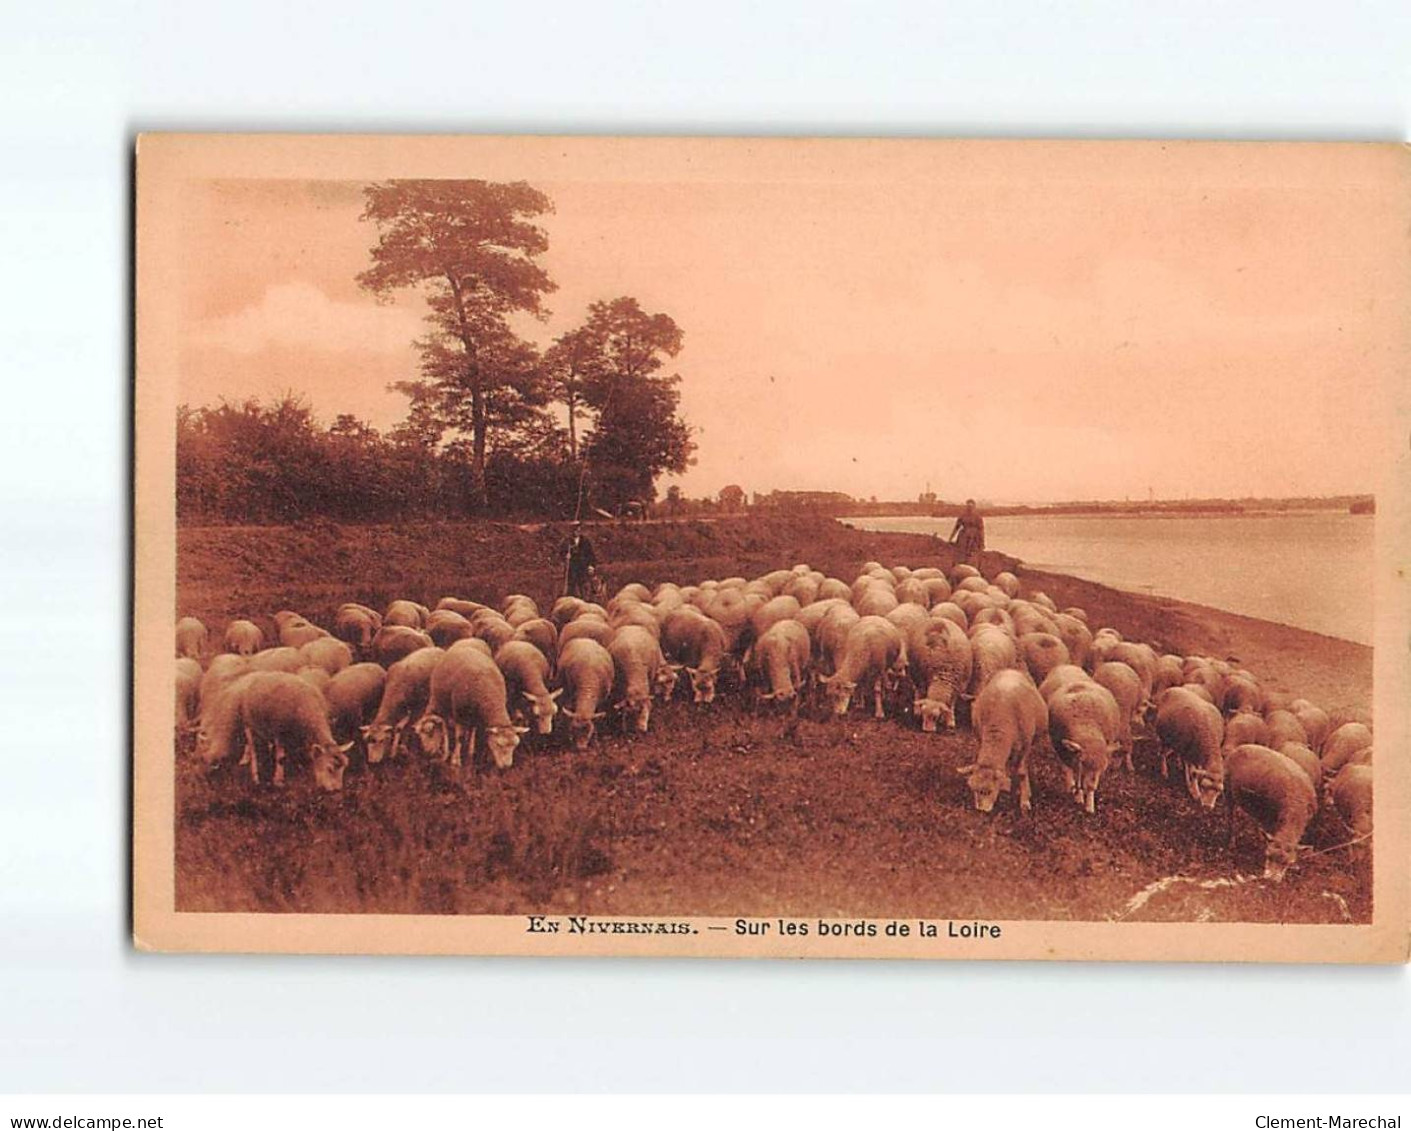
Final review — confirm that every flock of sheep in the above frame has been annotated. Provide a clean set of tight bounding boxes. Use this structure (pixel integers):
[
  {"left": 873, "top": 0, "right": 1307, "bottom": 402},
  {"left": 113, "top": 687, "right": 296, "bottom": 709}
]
[{"left": 175, "top": 558, "right": 1374, "bottom": 882}]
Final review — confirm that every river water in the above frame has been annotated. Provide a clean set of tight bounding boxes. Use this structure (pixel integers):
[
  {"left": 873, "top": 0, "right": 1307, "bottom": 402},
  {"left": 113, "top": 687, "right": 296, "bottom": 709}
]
[{"left": 841, "top": 512, "right": 1374, "bottom": 645}]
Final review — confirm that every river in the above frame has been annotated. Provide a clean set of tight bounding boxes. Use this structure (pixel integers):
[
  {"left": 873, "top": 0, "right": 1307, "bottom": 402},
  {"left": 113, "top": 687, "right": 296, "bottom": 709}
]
[{"left": 840, "top": 512, "right": 1374, "bottom": 645}]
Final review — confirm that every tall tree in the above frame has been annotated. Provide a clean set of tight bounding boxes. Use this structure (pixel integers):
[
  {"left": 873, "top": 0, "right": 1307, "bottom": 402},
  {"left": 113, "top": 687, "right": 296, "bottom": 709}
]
[
  {"left": 357, "top": 179, "right": 557, "bottom": 510},
  {"left": 551, "top": 296, "right": 695, "bottom": 511},
  {"left": 542, "top": 323, "right": 602, "bottom": 461}
]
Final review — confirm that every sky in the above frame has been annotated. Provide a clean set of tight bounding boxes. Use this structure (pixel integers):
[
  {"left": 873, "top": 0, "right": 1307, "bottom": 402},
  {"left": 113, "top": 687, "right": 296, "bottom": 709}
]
[{"left": 171, "top": 139, "right": 1408, "bottom": 504}]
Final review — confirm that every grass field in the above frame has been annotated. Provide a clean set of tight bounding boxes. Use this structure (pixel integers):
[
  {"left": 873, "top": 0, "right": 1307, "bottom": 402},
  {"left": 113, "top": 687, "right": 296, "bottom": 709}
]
[{"left": 173, "top": 515, "right": 1373, "bottom": 924}]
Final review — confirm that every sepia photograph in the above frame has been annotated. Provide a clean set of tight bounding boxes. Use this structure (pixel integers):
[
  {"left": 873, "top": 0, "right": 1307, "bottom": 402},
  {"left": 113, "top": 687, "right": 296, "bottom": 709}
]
[{"left": 133, "top": 134, "right": 1410, "bottom": 960}]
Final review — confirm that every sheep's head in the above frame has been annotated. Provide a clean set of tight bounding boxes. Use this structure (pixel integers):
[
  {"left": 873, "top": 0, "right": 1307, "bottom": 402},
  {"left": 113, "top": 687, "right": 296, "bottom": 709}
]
[
  {"left": 818, "top": 674, "right": 856, "bottom": 717},
  {"left": 956, "top": 762, "right": 1007, "bottom": 813},
  {"left": 1263, "top": 837, "right": 1299, "bottom": 882},
  {"left": 1187, "top": 764, "right": 1224, "bottom": 810},
  {"left": 522, "top": 688, "right": 561, "bottom": 735},
  {"left": 485, "top": 725, "right": 528, "bottom": 769},
  {"left": 654, "top": 665, "right": 680, "bottom": 701},
  {"left": 360, "top": 723, "right": 395, "bottom": 764},
  {"left": 414, "top": 715, "right": 449, "bottom": 760},
  {"left": 685, "top": 666, "right": 717, "bottom": 704},
  {"left": 618, "top": 694, "right": 652, "bottom": 733},
  {"left": 563, "top": 708, "right": 605, "bottom": 751},
  {"left": 914, "top": 697, "right": 955, "bottom": 733},
  {"left": 311, "top": 741, "right": 353, "bottom": 792}
]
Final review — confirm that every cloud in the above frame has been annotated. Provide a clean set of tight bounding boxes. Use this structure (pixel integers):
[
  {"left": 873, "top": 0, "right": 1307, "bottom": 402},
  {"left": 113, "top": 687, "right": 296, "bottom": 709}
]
[{"left": 195, "top": 281, "right": 424, "bottom": 357}]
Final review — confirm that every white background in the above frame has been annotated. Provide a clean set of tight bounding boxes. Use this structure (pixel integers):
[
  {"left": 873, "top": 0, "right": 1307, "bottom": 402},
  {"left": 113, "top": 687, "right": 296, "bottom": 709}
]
[{"left": 2, "top": 0, "right": 1408, "bottom": 1094}]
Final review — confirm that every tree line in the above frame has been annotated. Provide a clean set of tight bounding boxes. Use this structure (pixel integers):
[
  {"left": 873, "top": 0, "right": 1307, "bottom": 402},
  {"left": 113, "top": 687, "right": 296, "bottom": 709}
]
[{"left": 178, "top": 179, "right": 695, "bottom": 524}]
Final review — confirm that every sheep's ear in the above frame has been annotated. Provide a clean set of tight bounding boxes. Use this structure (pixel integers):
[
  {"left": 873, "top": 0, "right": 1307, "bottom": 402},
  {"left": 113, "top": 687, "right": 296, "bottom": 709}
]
[
  {"left": 549, "top": 688, "right": 563, "bottom": 700},
  {"left": 955, "top": 762, "right": 976, "bottom": 775},
  {"left": 591, "top": 711, "right": 607, "bottom": 720},
  {"left": 1062, "top": 738, "right": 1082, "bottom": 753},
  {"left": 514, "top": 726, "right": 530, "bottom": 735},
  {"left": 523, "top": 690, "right": 537, "bottom": 701},
  {"left": 818, "top": 673, "right": 833, "bottom": 685},
  {"left": 337, "top": 741, "right": 355, "bottom": 753}
]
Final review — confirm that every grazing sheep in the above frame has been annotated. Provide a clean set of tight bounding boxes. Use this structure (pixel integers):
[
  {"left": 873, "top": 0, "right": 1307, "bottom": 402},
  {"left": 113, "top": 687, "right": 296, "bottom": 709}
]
[
  {"left": 1018, "top": 632, "right": 1071, "bottom": 688},
  {"left": 324, "top": 663, "right": 387, "bottom": 748},
  {"left": 608, "top": 625, "right": 672, "bottom": 733},
  {"left": 425, "top": 610, "right": 477, "bottom": 649},
  {"left": 1222, "top": 710, "right": 1269, "bottom": 752},
  {"left": 276, "top": 614, "right": 328, "bottom": 649},
  {"left": 1037, "top": 664, "right": 1091, "bottom": 701},
  {"left": 1276, "top": 742, "right": 1323, "bottom": 795},
  {"left": 1051, "top": 613, "right": 1092, "bottom": 670},
  {"left": 1225, "top": 744, "right": 1319, "bottom": 881},
  {"left": 957, "top": 669, "right": 1048, "bottom": 813},
  {"left": 1091, "top": 661, "right": 1143, "bottom": 771},
  {"left": 908, "top": 617, "right": 973, "bottom": 732},
  {"left": 384, "top": 600, "right": 429, "bottom": 629},
  {"left": 661, "top": 607, "right": 729, "bottom": 704},
  {"left": 1154, "top": 686, "right": 1226, "bottom": 808},
  {"left": 1263, "top": 709, "right": 1308, "bottom": 751},
  {"left": 415, "top": 645, "right": 526, "bottom": 770},
  {"left": 967, "top": 625, "right": 1019, "bottom": 703},
  {"left": 361, "top": 646, "right": 446, "bottom": 763},
  {"left": 557, "top": 637, "right": 616, "bottom": 750},
  {"left": 494, "top": 640, "right": 561, "bottom": 736},
  {"left": 818, "top": 616, "right": 906, "bottom": 719},
  {"left": 1292, "top": 703, "right": 1332, "bottom": 753},
  {"left": 333, "top": 605, "right": 381, "bottom": 654},
  {"left": 1047, "top": 680, "right": 1122, "bottom": 813},
  {"left": 1151, "top": 654, "right": 1185, "bottom": 700},
  {"left": 372, "top": 625, "right": 435, "bottom": 667},
  {"left": 749, "top": 619, "right": 811, "bottom": 712},
  {"left": 222, "top": 619, "right": 264, "bottom": 657},
  {"left": 1221, "top": 674, "right": 1264, "bottom": 717},
  {"left": 436, "top": 597, "right": 487, "bottom": 618},
  {"left": 751, "top": 595, "right": 803, "bottom": 640},
  {"left": 609, "top": 601, "right": 662, "bottom": 639},
  {"left": 175, "top": 657, "right": 203, "bottom": 745},
  {"left": 993, "top": 571, "right": 1020, "bottom": 598},
  {"left": 510, "top": 618, "right": 558, "bottom": 670},
  {"left": 206, "top": 671, "right": 352, "bottom": 790},
  {"left": 198, "top": 654, "right": 251, "bottom": 721},
  {"left": 176, "top": 616, "right": 208, "bottom": 660},
  {"left": 247, "top": 647, "right": 305, "bottom": 674},
  {"left": 1322, "top": 722, "right": 1373, "bottom": 775},
  {"left": 930, "top": 602, "right": 968, "bottom": 630},
  {"left": 854, "top": 585, "right": 900, "bottom": 619},
  {"left": 1330, "top": 764, "right": 1373, "bottom": 850},
  {"left": 557, "top": 616, "right": 616, "bottom": 655},
  {"left": 299, "top": 636, "right": 353, "bottom": 677}
]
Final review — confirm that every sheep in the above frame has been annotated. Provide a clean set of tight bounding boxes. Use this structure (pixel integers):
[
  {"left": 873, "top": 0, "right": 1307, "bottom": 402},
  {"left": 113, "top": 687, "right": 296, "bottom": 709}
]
[
  {"left": 425, "top": 609, "right": 477, "bottom": 648},
  {"left": 1154, "top": 687, "right": 1226, "bottom": 809},
  {"left": 1292, "top": 703, "right": 1332, "bottom": 753},
  {"left": 1322, "top": 722, "right": 1373, "bottom": 775},
  {"left": 1222, "top": 710, "right": 1269, "bottom": 752},
  {"left": 1225, "top": 744, "right": 1319, "bottom": 881},
  {"left": 1330, "top": 764, "right": 1373, "bottom": 851},
  {"left": 247, "top": 647, "right": 305, "bottom": 674},
  {"left": 661, "top": 607, "right": 729, "bottom": 704},
  {"left": 276, "top": 613, "right": 328, "bottom": 649},
  {"left": 222, "top": 619, "right": 264, "bottom": 656},
  {"left": 608, "top": 601, "right": 662, "bottom": 639},
  {"left": 175, "top": 657, "right": 203, "bottom": 746},
  {"left": 956, "top": 669, "right": 1048, "bottom": 813},
  {"left": 361, "top": 646, "right": 446, "bottom": 763},
  {"left": 608, "top": 625, "right": 673, "bottom": 733},
  {"left": 1106, "top": 642, "right": 1156, "bottom": 710},
  {"left": 473, "top": 615, "right": 518, "bottom": 653},
  {"left": 1037, "top": 664, "right": 1091, "bottom": 701},
  {"left": 436, "top": 597, "right": 487, "bottom": 618},
  {"left": 854, "top": 585, "right": 900, "bottom": 619},
  {"left": 751, "top": 595, "right": 803, "bottom": 640},
  {"left": 749, "top": 619, "right": 811, "bottom": 712},
  {"left": 299, "top": 636, "right": 353, "bottom": 677},
  {"left": 324, "top": 663, "right": 388, "bottom": 749},
  {"left": 198, "top": 654, "right": 250, "bottom": 721},
  {"left": 967, "top": 625, "right": 1019, "bottom": 703},
  {"left": 214, "top": 671, "right": 352, "bottom": 790},
  {"left": 1276, "top": 741, "right": 1323, "bottom": 795},
  {"left": 1221, "top": 673, "right": 1264, "bottom": 717},
  {"left": 1017, "top": 632, "right": 1071, "bottom": 687},
  {"left": 510, "top": 618, "right": 558, "bottom": 671},
  {"left": 818, "top": 616, "right": 906, "bottom": 719},
  {"left": 907, "top": 617, "right": 972, "bottom": 732},
  {"left": 1047, "top": 680, "right": 1122, "bottom": 813},
  {"left": 1091, "top": 660, "right": 1143, "bottom": 771},
  {"left": 384, "top": 600, "right": 429, "bottom": 629},
  {"left": 333, "top": 605, "right": 381, "bottom": 655},
  {"left": 1151, "top": 654, "right": 1186, "bottom": 700},
  {"left": 993, "top": 571, "right": 1020, "bottom": 598},
  {"left": 494, "top": 640, "right": 561, "bottom": 736},
  {"left": 1263, "top": 709, "right": 1308, "bottom": 751},
  {"left": 372, "top": 625, "right": 435, "bottom": 667},
  {"left": 930, "top": 602, "right": 967, "bottom": 630},
  {"left": 557, "top": 616, "right": 616, "bottom": 655},
  {"left": 557, "top": 637, "right": 616, "bottom": 750},
  {"left": 414, "top": 645, "right": 526, "bottom": 770},
  {"left": 176, "top": 616, "right": 208, "bottom": 660},
  {"left": 1051, "top": 613, "right": 1092, "bottom": 670}
]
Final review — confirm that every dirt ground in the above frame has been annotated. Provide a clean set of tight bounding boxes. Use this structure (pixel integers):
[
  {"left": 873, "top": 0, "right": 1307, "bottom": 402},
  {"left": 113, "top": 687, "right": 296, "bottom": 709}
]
[{"left": 173, "top": 515, "right": 1373, "bottom": 924}]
